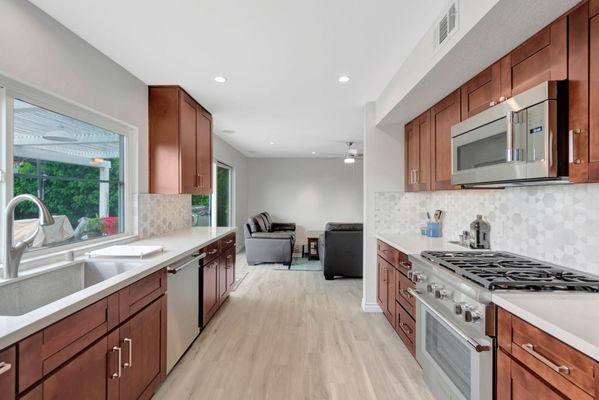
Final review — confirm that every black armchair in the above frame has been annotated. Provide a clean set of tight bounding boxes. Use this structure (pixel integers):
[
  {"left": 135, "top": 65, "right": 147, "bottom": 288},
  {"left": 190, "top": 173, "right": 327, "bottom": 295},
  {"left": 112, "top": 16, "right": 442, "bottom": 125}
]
[{"left": 319, "top": 223, "right": 363, "bottom": 280}]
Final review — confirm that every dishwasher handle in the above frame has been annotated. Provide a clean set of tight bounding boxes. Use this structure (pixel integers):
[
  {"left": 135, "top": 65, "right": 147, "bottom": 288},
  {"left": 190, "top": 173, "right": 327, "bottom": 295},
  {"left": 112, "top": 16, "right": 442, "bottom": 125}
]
[{"left": 167, "top": 253, "right": 206, "bottom": 274}]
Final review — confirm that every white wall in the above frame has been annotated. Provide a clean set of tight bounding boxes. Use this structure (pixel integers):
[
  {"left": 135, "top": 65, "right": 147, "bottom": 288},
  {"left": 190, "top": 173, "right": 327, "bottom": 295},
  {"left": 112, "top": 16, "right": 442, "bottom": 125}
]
[
  {"left": 0, "top": 0, "right": 149, "bottom": 192},
  {"left": 362, "top": 102, "right": 403, "bottom": 312},
  {"left": 247, "top": 158, "right": 363, "bottom": 245},
  {"left": 214, "top": 136, "right": 249, "bottom": 250}
]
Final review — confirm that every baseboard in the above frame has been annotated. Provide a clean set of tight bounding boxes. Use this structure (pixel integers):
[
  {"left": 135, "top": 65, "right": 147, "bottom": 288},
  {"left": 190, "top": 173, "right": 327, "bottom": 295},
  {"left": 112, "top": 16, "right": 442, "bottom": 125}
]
[{"left": 361, "top": 298, "right": 382, "bottom": 313}]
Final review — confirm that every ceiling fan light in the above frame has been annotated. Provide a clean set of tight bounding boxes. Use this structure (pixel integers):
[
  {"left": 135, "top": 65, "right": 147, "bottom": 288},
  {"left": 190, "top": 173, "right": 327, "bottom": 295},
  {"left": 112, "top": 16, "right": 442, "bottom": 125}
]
[{"left": 344, "top": 156, "right": 356, "bottom": 164}]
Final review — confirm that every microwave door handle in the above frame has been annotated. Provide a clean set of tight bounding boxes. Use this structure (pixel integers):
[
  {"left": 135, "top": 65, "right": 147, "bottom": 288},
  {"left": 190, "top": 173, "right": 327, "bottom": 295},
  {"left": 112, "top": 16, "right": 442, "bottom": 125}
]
[{"left": 506, "top": 111, "right": 514, "bottom": 162}]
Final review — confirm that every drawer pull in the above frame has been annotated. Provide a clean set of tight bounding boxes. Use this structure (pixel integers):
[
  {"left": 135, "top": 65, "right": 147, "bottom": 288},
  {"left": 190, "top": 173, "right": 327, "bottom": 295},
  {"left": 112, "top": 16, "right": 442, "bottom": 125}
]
[
  {"left": 208, "top": 248, "right": 218, "bottom": 255},
  {"left": 0, "top": 362, "right": 11, "bottom": 375},
  {"left": 400, "top": 322, "right": 413, "bottom": 335},
  {"left": 521, "top": 343, "right": 570, "bottom": 375},
  {"left": 400, "top": 289, "right": 413, "bottom": 300},
  {"left": 399, "top": 261, "right": 412, "bottom": 270},
  {"left": 225, "top": 239, "right": 233, "bottom": 244},
  {"left": 111, "top": 346, "right": 122, "bottom": 379}
]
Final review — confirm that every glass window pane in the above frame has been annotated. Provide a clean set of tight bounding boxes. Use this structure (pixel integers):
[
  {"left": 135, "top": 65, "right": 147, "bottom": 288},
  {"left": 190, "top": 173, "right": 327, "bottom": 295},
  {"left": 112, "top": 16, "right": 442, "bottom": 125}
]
[
  {"left": 12, "top": 99, "right": 125, "bottom": 250},
  {"left": 192, "top": 195, "right": 211, "bottom": 227},
  {"left": 216, "top": 165, "right": 231, "bottom": 227}
]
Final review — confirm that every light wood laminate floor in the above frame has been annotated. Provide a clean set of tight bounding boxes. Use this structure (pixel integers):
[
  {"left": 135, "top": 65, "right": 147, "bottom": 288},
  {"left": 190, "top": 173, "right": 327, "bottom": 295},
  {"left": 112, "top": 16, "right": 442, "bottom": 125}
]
[{"left": 155, "top": 259, "right": 434, "bottom": 400}]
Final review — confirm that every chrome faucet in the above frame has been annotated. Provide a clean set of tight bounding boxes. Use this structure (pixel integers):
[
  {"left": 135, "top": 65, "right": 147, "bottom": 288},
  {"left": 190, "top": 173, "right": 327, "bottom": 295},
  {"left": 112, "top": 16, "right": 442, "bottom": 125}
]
[{"left": 2, "top": 194, "right": 55, "bottom": 279}]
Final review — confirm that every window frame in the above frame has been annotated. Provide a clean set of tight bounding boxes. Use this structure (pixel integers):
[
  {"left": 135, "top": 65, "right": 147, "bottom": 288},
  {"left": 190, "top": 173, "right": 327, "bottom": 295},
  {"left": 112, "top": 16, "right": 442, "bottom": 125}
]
[
  {"left": 212, "top": 161, "right": 234, "bottom": 227},
  {"left": 0, "top": 73, "right": 139, "bottom": 266}
]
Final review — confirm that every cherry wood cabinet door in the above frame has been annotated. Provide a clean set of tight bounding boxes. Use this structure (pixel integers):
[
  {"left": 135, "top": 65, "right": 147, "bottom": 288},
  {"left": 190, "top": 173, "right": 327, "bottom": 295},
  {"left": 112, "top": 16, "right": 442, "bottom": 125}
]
[
  {"left": 376, "top": 257, "right": 389, "bottom": 319},
  {"left": 589, "top": 14, "right": 599, "bottom": 181},
  {"left": 431, "top": 89, "right": 461, "bottom": 190},
  {"left": 415, "top": 110, "right": 432, "bottom": 192},
  {"left": 461, "top": 56, "right": 511, "bottom": 120},
  {"left": 385, "top": 267, "right": 396, "bottom": 326},
  {"left": 218, "top": 254, "right": 228, "bottom": 302},
  {"left": 34, "top": 331, "right": 120, "bottom": 400},
  {"left": 592, "top": 0, "right": 599, "bottom": 18},
  {"left": 179, "top": 92, "right": 199, "bottom": 195},
  {"left": 119, "top": 296, "right": 166, "bottom": 400},
  {"left": 202, "top": 259, "right": 219, "bottom": 325},
  {"left": 497, "top": 349, "right": 568, "bottom": 400},
  {"left": 0, "top": 346, "right": 15, "bottom": 400},
  {"left": 196, "top": 109, "right": 213, "bottom": 194},
  {"left": 404, "top": 120, "right": 419, "bottom": 192},
  {"left": 225, "top": 246, "right": 236, "bottom": 291},
  {"left": 510, "top": 17, "right": 567, "bottom": 96}
]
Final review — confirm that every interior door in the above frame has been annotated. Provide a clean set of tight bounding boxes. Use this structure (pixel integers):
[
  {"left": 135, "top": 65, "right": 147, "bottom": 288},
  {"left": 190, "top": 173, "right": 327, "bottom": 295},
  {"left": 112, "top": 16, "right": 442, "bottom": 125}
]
[
  {"left": 119, "top": 297, "right": 166, "bottom": 400},
  {"left": 432, "top": 90, "right": 461, "bottom": 190},
  {"left": 179, "top": 92, "right": 199, "bottom": 194},
  {"left": 196, "top": 109, "right": 213, "bottom": 194}
]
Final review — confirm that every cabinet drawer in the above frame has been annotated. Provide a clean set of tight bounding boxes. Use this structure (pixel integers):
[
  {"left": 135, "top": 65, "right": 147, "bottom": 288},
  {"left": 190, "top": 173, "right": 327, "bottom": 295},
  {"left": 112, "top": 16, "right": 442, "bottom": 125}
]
[
  {"left": 220, "top": 233, "right": 236, "bottom": 250},
  {"left": 395, "top": 272, "right": 415, "bottom": 318},
  {"left": 377, "top": 240, "right": 411, "bottom": 274},
  {"left": 119, "top": 269, "right": 167, "bottom": 322},
  {"left": 0, "top": 345, "right": 16, "bottom": 400},
  {"left": 395, "top": 301, "right": 415, "bottom": 357},
  {"left": 498, "top": 308, "right": 598, "bottom": 399},
  {"left": 18, "top": 294, "right": 118, "bottom": 393},
  {"left": 202, "top": 240, "right": 221, "bottom": 263}
]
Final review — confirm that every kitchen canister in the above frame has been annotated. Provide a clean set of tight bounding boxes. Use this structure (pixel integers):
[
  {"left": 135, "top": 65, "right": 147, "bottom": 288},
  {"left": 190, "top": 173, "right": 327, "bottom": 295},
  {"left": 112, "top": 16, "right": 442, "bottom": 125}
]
[{"left": 426, "top": 222, "right": 442, "bottom": 238}]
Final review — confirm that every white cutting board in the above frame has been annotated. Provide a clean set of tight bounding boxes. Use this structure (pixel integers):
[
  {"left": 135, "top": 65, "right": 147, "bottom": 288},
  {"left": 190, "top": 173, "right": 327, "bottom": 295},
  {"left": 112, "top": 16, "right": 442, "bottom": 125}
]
[{"left": 86, "top": 245, "right": 164, "bottom": 258}]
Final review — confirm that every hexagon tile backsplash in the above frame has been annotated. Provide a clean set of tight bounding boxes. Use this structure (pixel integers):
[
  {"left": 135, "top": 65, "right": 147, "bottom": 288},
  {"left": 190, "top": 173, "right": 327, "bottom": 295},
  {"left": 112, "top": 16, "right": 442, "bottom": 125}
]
[
  {"left": 134, "top": 194, "right": 192, "bottom": 238},
  {"left": 375, "top": 184, "right": 599, "bottom": 275}
]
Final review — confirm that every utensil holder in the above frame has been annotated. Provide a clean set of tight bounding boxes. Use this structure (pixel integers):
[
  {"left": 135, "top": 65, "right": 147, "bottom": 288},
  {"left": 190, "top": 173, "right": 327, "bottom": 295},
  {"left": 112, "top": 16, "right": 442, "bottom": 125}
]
[{"left": 426, "top": 222, "right": 442, "bottom": 238}]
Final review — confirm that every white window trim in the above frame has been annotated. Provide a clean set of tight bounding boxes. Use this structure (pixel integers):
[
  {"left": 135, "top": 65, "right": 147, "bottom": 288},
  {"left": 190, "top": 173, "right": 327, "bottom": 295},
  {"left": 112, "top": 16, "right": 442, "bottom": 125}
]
[{"left": 0, "top": 72, "right": 139, "bottom": 270}]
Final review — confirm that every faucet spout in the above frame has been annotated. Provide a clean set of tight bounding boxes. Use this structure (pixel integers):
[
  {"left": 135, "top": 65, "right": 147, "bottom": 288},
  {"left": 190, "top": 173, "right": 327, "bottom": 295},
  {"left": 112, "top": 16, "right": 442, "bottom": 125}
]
[{"left": 2, "top": 194, "right": 55, "bottom": 279}]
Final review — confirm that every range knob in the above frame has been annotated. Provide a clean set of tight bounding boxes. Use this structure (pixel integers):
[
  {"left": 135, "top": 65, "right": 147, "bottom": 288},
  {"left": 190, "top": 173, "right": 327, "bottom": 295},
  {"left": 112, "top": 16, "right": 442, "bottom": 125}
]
[
  {"left": 426, "top": 283, "right": 440, "bottom": 294},
  {"left": 411, "top": 271, "right": 425, "bottom": 283},
  {"left": 434, "top": 288, "right": 450, "bottom": 300},
  {"left": 464, "top": 309, "right": 481, "bottom": 323},
  {"left": 454, "top": 302, "right": 466, "bottom": 315}
]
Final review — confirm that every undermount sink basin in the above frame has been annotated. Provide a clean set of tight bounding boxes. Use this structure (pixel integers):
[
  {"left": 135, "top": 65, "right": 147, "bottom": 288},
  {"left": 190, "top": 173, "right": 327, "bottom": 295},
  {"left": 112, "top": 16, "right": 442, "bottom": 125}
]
[{"left": 0, "top": 260, "right": 144, "bottom": 316}]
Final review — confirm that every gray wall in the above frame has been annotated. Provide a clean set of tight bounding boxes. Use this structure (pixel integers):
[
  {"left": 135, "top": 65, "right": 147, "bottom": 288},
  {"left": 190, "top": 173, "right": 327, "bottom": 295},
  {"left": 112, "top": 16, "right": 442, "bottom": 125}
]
[{"left": 0, "top": 0, "right": 149, "bottom": 192}]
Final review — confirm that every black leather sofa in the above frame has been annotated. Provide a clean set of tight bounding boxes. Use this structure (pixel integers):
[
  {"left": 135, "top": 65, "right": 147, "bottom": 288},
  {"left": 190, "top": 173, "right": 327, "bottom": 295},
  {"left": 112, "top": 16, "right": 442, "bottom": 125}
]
[
  {"left": 319, "top": 223, "right": 363, "bottom": 280},
  {"left": 244, "top": 212, "right": 296, "bottom": 266}
]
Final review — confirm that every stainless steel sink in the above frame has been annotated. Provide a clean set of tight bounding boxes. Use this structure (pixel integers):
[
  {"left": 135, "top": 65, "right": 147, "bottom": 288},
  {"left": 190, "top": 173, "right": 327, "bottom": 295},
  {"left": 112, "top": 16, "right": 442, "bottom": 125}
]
[{"left": 0, "top": 260, "right": 143, "bottom": 316}]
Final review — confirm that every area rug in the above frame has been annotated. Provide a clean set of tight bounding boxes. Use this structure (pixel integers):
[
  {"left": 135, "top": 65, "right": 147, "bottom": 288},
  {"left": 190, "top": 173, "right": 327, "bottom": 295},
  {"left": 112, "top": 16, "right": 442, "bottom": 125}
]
[{"left": 273, "top": 257, "right": 323, "bottom": 271}]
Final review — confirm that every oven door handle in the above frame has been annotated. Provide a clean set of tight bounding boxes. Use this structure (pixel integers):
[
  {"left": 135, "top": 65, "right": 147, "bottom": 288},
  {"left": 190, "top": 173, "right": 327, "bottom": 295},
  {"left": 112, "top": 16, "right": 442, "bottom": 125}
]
[
  {"left": 408, "top": 288, "right": 491, "bottom": 353},
  {"left": 506, "top": 111, "right": 514, "bottom": 162}
]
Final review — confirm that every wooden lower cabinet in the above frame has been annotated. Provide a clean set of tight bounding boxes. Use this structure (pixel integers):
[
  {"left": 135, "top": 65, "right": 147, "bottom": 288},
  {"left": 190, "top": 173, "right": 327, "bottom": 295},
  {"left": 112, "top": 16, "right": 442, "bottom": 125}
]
[
  {"left": 376, "top": 240, "right": 416, "bottom": 358},
  {"left": 0, "top": 346, "right": 16, "bottom": 400},
  {"left": 202, "top": 258, "right": 220, "bottom": 325},
  {"left": 497, "top": 307, "right": 599, "bottom": 400},
  {"left": 202, "top": 233, "right": 237, "bottom": 327}
]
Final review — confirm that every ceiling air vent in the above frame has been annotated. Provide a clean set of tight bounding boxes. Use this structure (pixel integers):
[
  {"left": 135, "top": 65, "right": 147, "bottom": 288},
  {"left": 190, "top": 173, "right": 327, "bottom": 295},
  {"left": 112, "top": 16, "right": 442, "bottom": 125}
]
[{"left": 434, "top": 1, "right": 459, "bottom": 52}]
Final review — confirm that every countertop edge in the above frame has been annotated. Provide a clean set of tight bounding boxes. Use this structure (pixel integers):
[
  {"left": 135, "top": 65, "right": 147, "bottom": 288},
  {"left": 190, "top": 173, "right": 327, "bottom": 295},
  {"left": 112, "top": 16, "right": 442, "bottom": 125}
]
[
  {"left": 492, "top": 294, "right": 599, "bottom": 362},
  {"left": 0, "top": 227, "right": 236, "bottom": 350}
]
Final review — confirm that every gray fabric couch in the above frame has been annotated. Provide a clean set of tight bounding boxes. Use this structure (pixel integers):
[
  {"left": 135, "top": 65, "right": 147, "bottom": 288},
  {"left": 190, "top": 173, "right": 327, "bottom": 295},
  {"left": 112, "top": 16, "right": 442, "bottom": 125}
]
[
  {"left": 319, "top": 223, "right": 363, "bottom": 280},
  {"left": 244, "top": 212, "right": 296, "bottom": 266}
]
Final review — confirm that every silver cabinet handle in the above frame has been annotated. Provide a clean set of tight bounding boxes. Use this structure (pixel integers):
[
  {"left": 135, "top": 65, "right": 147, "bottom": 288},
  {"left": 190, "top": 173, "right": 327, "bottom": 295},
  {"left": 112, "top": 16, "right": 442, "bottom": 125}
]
[
  {"left": 489, "top": 100, "right": 497, "bottom": 107},
  {"left": 499, "top": 96, "right": 506, "bottom": 102},
  {"left": 111, "top": 346, "right": 122, "bottom": 379},
  {"left": 569, "top": 129, "right": 582, "bottom": 164},
  {"left": 123, "top": 338, "right": 133, "bottom": 368},
  {"left": 520, "top": 343, "right": 570, "bottom": 375},
  {"left": 0, "top": 362, "right": 11, "bottom": 375}
]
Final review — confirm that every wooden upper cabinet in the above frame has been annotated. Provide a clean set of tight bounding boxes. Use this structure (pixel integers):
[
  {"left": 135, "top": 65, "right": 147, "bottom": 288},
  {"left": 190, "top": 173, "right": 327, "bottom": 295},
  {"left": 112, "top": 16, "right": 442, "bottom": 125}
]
[
  {"left": 590, "top": 11, "right": 599, "bottom": 182},
  {"left": 592, "top": 0, "right": 599, "bottom": 18},
  {"left": 149, "top": 86, "right": 213, "bottom": 195},
  {"left": 510, "top": 17, "right": 567, "bottom": 96},
  {"left": 431, "top": 89, "right": 461, "bottom": 191},
  {"left": 461, "top": 56, "right": 511, "bottom": 120},
  {"left": 404, "top": 112, "right": 431, "bottom": 192}
]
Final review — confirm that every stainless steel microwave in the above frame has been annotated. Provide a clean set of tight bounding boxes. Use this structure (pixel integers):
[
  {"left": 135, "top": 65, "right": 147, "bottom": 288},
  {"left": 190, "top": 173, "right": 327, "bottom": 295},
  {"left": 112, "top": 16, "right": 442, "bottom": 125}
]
[{"left": 451, "top": 81, "right": 569, "bottom": 186}]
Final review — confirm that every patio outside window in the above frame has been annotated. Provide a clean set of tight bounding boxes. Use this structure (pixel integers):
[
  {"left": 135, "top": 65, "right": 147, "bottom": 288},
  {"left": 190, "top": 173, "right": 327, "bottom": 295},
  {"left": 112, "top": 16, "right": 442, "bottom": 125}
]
[{"left": 11, "top": 98, "right": 125, "bottom": 250}]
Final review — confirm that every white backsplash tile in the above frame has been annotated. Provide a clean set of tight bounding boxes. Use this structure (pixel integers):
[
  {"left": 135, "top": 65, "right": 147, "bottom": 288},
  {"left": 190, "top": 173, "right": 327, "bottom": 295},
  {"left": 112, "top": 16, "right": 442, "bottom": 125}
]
[
  {"left": 134, "top": 194, "right": 192, "bottom": 238},
  {"left": 375, "top": 184, "right": 599, "bottom": 275}
]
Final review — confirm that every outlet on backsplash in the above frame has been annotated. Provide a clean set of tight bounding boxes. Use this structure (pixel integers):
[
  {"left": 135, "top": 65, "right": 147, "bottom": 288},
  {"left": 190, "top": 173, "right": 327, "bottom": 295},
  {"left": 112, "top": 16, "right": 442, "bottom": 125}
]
[{"left": 374, "top": 184, "right": 599, "bottom": 274}]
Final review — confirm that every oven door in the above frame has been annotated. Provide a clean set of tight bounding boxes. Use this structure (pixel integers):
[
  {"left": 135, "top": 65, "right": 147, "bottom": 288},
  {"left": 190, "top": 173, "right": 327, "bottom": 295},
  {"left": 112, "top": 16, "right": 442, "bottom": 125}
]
[
  {"left": 451, "top": 113, "right": 527, "bottom": 185},
  {"left": 414, "top": 297, "right": 493, "bottom": 400}
]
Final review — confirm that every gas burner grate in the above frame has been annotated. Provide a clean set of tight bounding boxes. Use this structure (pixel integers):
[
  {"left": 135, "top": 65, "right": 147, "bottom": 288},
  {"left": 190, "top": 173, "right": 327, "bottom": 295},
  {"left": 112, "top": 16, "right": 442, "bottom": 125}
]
[{"left": 421, "top": 250, "right": 599, "bottom": 292}]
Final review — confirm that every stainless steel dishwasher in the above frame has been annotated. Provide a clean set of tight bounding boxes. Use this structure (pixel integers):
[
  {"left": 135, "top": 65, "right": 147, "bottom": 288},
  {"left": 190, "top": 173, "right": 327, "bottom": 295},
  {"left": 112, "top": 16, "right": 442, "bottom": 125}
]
[{"left": 166, "top": 251, "right": 206, "bottom": 373}]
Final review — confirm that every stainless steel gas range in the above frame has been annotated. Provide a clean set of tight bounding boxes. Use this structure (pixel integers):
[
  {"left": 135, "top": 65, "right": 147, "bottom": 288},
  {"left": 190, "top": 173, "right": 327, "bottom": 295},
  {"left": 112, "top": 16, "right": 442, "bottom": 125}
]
[{"left": 407, "top": 251, "right": 599, "bottom": 400}]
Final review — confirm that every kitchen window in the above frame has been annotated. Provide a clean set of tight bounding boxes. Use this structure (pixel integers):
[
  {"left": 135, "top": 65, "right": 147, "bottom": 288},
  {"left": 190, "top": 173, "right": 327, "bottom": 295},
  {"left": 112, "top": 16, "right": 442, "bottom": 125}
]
[{"left": 1, "top": 78, "right": 136, "bottom": 261}]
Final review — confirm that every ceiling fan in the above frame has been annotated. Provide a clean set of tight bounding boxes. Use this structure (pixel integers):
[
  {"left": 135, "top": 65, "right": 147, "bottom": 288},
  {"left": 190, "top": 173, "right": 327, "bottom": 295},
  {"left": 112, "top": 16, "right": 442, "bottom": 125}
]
[{"left": 341, "top": 141, "right": 363, "bottom": 164}]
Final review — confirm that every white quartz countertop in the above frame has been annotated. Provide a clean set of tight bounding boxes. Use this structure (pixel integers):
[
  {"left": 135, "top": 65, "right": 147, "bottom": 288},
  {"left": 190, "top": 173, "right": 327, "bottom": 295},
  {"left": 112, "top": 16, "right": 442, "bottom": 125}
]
[
  {"left": 493, "top": 292, "right": 599, "bottom": 361},
  {"left": 0, "top": 226, "right": 236, "bottom": 350},
  {"left": 376, "top": 232, "right": 467, "bottom": 255}
]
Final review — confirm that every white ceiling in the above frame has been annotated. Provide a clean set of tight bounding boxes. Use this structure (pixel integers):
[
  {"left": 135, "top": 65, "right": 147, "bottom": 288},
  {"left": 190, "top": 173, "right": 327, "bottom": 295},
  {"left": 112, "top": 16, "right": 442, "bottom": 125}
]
[{"left": 28, "top": 0, "right": 443, "bottom": 158}]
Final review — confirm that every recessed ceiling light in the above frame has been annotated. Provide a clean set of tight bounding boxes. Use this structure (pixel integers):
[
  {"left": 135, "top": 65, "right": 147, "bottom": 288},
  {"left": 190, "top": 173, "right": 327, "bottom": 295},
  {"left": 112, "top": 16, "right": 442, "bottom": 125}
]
[
  {"left": 269, "top": 141, "right": 276, "bottom": 145},
  {"left": 214, "top": 76, "right": 227, "bottom": 83},
  {"left": 338, "top": 75, "right": 351, "bottom": 83},
  {"left": 221, "top": 129, "right": 236, "bottom": 135}
]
